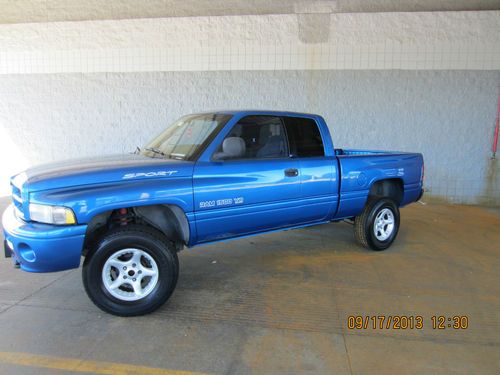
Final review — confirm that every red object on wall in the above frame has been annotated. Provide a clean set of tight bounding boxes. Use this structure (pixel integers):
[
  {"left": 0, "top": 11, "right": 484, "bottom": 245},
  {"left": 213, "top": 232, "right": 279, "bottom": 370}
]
[
  {"left": 494, "top": 121, "right": 499, "bottom": 154},
  {"left": 493, "top": 87, "right": 500, "bottom": 158}
]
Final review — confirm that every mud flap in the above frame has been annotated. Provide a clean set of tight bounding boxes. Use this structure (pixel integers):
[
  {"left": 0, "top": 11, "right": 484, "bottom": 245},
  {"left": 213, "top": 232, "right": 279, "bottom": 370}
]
[
  {"left": 417, "top": 188, "right": 424, "bottom": 201},
  {"left": 3, "top": 240, "right": 11, "bottom": 258}
]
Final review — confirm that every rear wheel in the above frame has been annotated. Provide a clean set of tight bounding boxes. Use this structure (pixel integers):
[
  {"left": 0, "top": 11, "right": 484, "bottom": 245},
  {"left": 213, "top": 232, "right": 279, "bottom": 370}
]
[
  {"left": 83, "top": 225, "right": 178, "bottom": 316},
  {"left": 354, "top": 198, "right": 400, "bottom": 251}
]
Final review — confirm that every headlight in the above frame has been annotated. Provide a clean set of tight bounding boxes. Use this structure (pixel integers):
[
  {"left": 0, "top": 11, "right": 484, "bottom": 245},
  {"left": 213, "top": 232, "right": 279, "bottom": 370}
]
[{"left": 29, "top": 204, "right": 76, "bottom": 225}]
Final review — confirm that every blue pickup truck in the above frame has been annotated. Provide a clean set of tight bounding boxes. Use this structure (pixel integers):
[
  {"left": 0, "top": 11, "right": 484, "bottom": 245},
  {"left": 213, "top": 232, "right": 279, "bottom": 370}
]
[{"left": 3, "top": 110, "right": 423, "bottom": 316}]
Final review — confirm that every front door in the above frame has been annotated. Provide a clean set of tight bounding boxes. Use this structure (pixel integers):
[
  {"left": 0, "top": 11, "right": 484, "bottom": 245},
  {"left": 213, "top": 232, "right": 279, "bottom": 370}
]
[{"left": 193, "top": 115, "right": 302, "bottom": 243}]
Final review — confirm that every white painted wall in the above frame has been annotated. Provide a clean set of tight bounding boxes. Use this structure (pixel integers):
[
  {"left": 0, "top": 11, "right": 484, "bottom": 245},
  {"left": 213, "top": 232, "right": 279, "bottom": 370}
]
[
  {"left": 1, "top": 12, "right": 499, "bottom": 73},
  {"left": 0, "top": 11, "right": 499, "bottom": 204}
]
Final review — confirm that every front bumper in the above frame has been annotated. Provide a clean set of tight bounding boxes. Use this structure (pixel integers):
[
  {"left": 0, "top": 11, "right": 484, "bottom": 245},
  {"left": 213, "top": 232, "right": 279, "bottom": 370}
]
[{"left": 2, "top": 204, "right": 87, "bottom": 272}]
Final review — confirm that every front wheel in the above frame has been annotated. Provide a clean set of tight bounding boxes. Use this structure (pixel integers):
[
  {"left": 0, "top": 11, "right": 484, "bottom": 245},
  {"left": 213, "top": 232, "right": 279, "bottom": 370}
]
[
  {"left": 354, "top": 198, "right": 400, "bottom": 251},
  {"left": 82, "top": 225, "right": 179, "bottom": 316}
]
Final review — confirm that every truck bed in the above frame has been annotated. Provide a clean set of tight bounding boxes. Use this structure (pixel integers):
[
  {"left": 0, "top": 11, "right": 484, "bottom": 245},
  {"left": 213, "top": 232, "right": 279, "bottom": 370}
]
[{"left": 333, "top": 148, "right": 424, "bottom": 219}]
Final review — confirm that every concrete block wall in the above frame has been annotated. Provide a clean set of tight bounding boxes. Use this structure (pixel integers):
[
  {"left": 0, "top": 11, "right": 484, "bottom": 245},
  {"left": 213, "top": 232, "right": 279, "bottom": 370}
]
[{"left": 0, "top": 11, "right": 499, "bottom": 204}]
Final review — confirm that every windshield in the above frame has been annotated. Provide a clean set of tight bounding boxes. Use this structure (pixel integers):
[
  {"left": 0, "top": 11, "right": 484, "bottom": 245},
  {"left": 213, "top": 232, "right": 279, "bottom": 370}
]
[{"left": 142, "top": 113, "right": 232, "bottom": 161}]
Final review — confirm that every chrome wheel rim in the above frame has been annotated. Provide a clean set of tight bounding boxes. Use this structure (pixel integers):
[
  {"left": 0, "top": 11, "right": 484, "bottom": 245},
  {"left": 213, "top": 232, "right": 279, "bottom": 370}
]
[
  {"left": 373, "top": 208, "right": 395, "bottom": 241},
  {"left": 102, "top": 248, "right": 159, "bottom": 302}
]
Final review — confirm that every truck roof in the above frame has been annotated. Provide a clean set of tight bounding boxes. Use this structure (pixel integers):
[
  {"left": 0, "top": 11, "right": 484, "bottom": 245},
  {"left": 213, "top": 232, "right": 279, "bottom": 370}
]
[{"left": 194, "top": 109, "right": 322, "bottom": 118}]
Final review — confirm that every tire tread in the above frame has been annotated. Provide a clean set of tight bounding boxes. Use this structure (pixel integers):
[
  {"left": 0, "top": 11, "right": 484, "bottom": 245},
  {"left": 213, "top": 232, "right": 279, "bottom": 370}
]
[{"left": 354, "top": 200, "right": 372, "bottom": 249}]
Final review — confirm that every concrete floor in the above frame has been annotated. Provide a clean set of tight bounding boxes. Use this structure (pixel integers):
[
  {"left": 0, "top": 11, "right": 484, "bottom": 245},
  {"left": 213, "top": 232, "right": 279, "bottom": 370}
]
[{"left": 0, "top": 197, "right": 499, "bottom": 374}]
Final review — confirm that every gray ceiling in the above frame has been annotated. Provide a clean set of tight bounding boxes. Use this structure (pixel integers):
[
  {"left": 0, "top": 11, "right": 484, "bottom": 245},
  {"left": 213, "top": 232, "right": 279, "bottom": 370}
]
[{"left": 1, "top": 0, "right": 500, "bottom": 24}]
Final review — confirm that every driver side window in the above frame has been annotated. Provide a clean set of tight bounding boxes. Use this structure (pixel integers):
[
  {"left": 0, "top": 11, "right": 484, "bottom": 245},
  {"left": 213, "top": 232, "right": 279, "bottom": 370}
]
[{"left": 212, "top": 116, "right": 288, "bottom": 160}]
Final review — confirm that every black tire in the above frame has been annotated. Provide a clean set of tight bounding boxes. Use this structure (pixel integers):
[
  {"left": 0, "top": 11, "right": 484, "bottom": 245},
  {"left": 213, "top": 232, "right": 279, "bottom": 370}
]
[
  {"left": 82, "top": 225, "right": 179, "bottom": 316},
  {"left": 354, "top": 198, "right": 400, "bottom": 251}
]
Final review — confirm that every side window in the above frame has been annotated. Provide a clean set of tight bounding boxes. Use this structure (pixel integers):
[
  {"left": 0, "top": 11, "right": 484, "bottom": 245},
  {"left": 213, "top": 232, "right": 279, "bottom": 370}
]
[
  {"left": 213, "top": 116, "right": 288, "bottom": 160},
  {"left": 283, "top": 117, "right": 325, "bottom": 157}
]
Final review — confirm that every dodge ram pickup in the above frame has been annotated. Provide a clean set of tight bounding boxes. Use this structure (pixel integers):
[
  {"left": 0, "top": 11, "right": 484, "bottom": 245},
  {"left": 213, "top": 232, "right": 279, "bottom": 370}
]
[{"left": 3, "top": 110, "right": 424, "bottom": 316}]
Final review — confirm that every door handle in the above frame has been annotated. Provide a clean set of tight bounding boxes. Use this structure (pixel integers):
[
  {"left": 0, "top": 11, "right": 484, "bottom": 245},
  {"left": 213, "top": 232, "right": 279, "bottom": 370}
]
[{"left": 284, "top": 168, "right": 299, "bottom": 177}]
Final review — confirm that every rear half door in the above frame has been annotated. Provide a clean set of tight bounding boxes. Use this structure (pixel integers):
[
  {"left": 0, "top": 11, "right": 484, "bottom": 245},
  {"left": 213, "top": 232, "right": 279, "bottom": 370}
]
[
  {"left": 193, "top": 115, "right": 302, "bottom": 243},
  {"left": 282, "top": 116, "right": 339, "bottom": 222}
]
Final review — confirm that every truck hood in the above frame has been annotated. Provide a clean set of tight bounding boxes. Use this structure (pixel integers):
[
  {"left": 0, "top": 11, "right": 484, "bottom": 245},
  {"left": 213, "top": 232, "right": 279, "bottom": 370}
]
[{"left": 14, "top": 154, "right": 194, "bottom": 193}]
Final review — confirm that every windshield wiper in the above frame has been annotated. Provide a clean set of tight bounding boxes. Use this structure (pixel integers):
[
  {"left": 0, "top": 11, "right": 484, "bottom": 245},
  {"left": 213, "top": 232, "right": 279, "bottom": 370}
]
[{"left": 144, "top": 147, "right": 167, "bottom": 157}]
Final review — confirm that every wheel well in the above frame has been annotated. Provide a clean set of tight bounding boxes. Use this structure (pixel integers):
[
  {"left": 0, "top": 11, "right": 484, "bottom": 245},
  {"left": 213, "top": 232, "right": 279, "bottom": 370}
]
[
  {"left": 83, "top": 204, "right": 189, "bottom": 255},
  {"left": 368, "top": 179, "right": 403, "bottom": 205}
]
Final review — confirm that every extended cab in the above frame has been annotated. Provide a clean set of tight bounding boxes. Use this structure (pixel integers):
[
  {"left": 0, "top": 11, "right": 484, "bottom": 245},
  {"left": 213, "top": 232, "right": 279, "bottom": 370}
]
[{"left": 3, "top": 111, "right": 424, "bottom": 315}]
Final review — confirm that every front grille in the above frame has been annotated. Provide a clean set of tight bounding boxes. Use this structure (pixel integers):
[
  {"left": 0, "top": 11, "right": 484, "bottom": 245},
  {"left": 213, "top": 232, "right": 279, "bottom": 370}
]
[{"left": 11, "top": 183, "right": 25, "bottom": 219}]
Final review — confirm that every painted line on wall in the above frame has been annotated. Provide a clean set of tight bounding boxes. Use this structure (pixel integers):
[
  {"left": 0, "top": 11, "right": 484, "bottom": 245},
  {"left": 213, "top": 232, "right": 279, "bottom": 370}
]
[{"left": 0, "top": 352, "right": 209, "bottom": 375}]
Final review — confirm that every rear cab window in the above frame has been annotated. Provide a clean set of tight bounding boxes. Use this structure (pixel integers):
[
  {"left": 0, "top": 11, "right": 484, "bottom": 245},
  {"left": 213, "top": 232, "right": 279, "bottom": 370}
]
[{"left": 282, "top": 116, "right": 325, "bottom": 158}]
